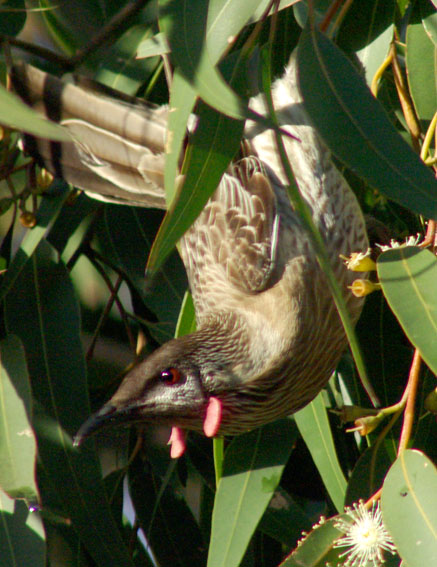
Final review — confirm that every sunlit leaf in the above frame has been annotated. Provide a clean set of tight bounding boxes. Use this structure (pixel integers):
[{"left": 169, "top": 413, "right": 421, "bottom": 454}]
[
  {"left": 147, "top": 99, "right": 244, "bottom": 272},
  {"left": 0, "top": 85, "right": 70, "bottom": 141},
  {"left": 298, "top": 27, "right": 437, "bottom": 219},
  {"left": 159, "top": 0, "right": 259, "bottom": 119},
  {"left": 137, "top": 32, "right": 170, "bottom": 58},
  {"left": 406, "top": 17, "right": 437, "bottom": 122},
  {"left": 295, "top": 394, "right": 347, "bottom": 513},
  {"left": 377, "top": 247, "right": 437, "bottom": 375},
  {"left": 0, "top": 335, "right": 38, "bottom": 500},
  {"left": 382, "top": 449, "right": 437, "bottom": 567},
  {"left": 208, "top": 419, "right": 297, "bottom": 567}
]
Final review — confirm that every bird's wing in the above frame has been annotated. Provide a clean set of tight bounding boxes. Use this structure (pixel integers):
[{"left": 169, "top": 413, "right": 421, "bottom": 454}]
[{"left": 180, "top": 157, "right": 280, "bottom": 321}]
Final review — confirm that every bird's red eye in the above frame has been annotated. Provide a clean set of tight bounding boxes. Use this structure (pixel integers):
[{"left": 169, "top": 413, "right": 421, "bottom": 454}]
[{"left": 160, "top": 368, "right": 181, "bottom": 385}]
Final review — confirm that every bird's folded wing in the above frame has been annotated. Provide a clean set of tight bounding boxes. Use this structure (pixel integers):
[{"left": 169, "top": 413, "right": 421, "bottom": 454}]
[{"left": 180, "top": 157, "right": 280, "bottom": 320}]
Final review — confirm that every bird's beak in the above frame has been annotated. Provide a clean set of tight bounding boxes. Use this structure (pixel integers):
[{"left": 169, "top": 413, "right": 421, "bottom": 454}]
[{"left": 73, "top": 403, "right": 138, "bottom": 447}]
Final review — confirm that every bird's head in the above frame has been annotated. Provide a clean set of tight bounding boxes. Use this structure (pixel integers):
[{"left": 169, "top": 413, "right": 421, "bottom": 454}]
[{"left": 74, "top": 331, "right": 238, "bottom": 456}]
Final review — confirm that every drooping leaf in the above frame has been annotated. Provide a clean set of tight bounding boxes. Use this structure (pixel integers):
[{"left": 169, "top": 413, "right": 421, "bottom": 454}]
[
  {"left": 258, "top": 487, "right": 312, "bottom": 548},
  {"left": 96, "top": 205, "right": 187, "bottom": 342},
  {"left": 0, "top": 85, "right": 71, "bottom": 141},
  {"left": 175, "top": 291, "right": 197, "bottom": 337},
  {"left": 421, "top": 0, "right": 437, "bottom": 48},
  {"left": 356, "top": 24, "right": 394, "bottom": 87},
  {"left": 295, "top": 394, "right": 347, "bottom": 513},
  {"left": 298, "top": 27, "right": 437, "bottom": 220},
  {"left": 158, "top": 0, "right": 258, "bottom": 119},
  {"left": 147, "top": 98, "right": 244, "bottom": 272},
  {"left": 129, "top": 451, "right": 207, "bottom": 567},
  {"left": 406, "top": 17, "right": 437, "bottom": 122},
  {"left": 377, "top": 246, "right": 437, "bottom": 375},
  {"left": 0, "top": 335, "right": 38, "bottom": 500},
  {"left": 137, "top": 32, "right": 170, "bottom": 58},
  {"left": 345, "top": 442, "right": 393, "bottom": 505},
  {"left": 382, "top": 449, "right": 437, "bottom": 567},
  {"left": 4, "top": 240, "right": 135, "bottom": 567},
  {"left": 207, "top": 418, "right": 297, "bottom": 567}
]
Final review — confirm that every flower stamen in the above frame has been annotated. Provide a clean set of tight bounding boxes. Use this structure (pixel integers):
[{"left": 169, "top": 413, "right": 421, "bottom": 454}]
[{"left": 334, "top": 500, "right": 397, "bottom": 567}]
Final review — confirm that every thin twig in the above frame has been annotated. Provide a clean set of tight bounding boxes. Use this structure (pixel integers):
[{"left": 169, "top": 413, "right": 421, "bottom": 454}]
[{"left": 397, "top": 349, "right": 422, "bottom": 455}]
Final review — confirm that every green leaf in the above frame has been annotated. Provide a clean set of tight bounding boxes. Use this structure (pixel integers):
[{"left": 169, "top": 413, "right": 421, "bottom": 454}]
[
  {"left": 158, "top": 0, "right": 257, "bottom": 119},
  {"left": 377, "top": 246, "right": 437, "bottom": 375},
  {"left": 4, "top": 241, "right": 135, "bottom": 567},
  {"left": 0, "top": 85, "right": 71, "bottom": 141},
  {"left": 0, "top": 181, "right": 71, "bottom": 303},
  {"left": 421, "top": 1, "right": 437, "bottom": 48},
  {"left": 0, "top": 495, "right": 45, "bottom": 567},
  {"left": 406, "top": 17, "right": 437, "bottom": 122},
  {"left": 175, "top": 291, "right": 197, "bottom": 337},
  {"left": 148, "top": 100, "right": 244, "bottom": 272},
  {"left": 337, "top": 0, "right": 395, "bottom": 53},
  {"left": 295, "top": 394, "right": 347, "bottom": 513},
  {"left": 137, "top": 32, "right": 170, "bottom": 58},
  {"left": 297, "top": 27, "right": 437, "bottom": 219},
  {"left": 162, "top": 68, "right": 197, "bottom": 204},
  {"left": 0, "top": 335, "right": 38, "bottom": 500},
  {"left": 207, "top": 419, "right": 297, "bottom": 567},
  {"left": 356, "top": 24, "right": 394, "bottom": 87},
  {"left": 94, "top": 25, "right": 159, "bottom": 95},
  {"left": 279, "top": 517, "right": 342, "bottom": 567},
  {"left": 381, "top": 449, "right": 437, "bottom": 567}
]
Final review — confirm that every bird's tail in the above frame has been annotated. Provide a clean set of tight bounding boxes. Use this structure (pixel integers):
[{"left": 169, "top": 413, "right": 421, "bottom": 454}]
[{"left": 11, "top": 63, "right": 168, "bottom": 208}]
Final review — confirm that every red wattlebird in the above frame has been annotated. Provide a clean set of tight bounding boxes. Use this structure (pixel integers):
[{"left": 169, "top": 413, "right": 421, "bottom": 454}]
[{"left": 12, "top": 54, "right": 368, "bottom": 457}]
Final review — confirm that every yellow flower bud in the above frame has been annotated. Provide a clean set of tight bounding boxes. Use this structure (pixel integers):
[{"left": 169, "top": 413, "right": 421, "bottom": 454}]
[{"left": 349, "top": 279, "right": 381, "bottom": 297}]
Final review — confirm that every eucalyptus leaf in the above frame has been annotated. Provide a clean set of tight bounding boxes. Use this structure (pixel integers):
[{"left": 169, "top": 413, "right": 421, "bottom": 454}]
[
  {"left": 279, "top": 517, "right": 342, "bottom": 567},
  {"left": 137, "top": 32, "right": 170, "bottom": 58},
  {"left": 0, "top": 495, "right": 45, "bottom": 567},
  {"left": 381, "top": 449, "right": 437, "bottom": 567},
  {"left": 295, "top": 394, "right": 347, "bottom": 513},
  {"left": 4, "top": 241, "right": 135, "bottom": 567},
  {"left": 298, "top": 27, "right": 437, "bottom": 220},
  {"left": 207, "top": 419, "right": 297, "bottom": 567},
  {"left": 0, "top": 85, "right": 70, "bottom": 141},
  {"left": 377, "top": 246, "right": 437, "bottom": 375},
  {"left": 0, "top": 335, "right": 38, "bottom": 500},
  {"left": 406, "top": 17, "right": 437, "bottom": 122},
  {"left": 148, "top": 99, "right": 244, "bottom": 273}
]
